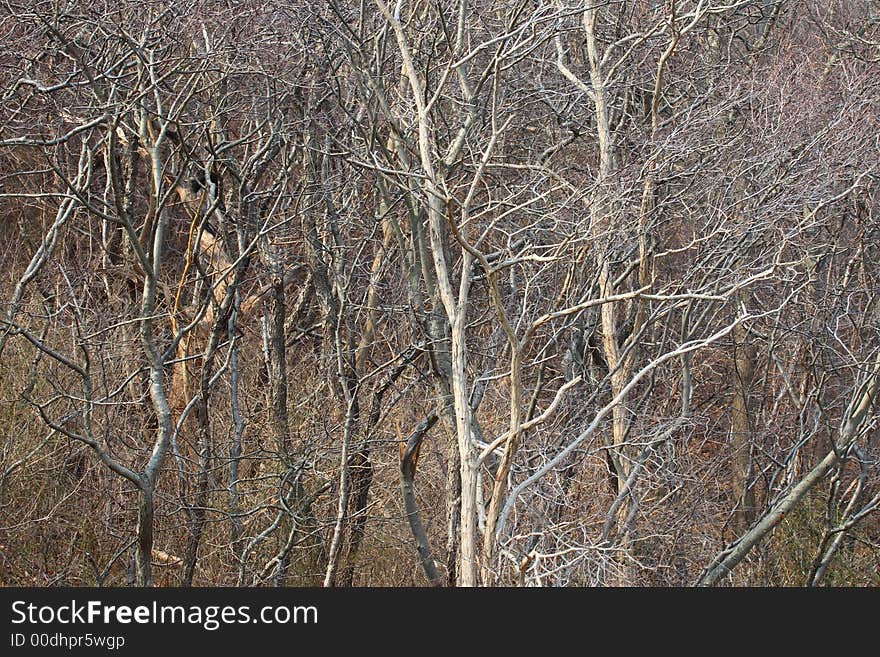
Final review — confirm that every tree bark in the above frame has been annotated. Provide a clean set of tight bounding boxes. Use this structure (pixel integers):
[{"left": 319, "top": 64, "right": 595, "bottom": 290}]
[
  {"left": 400, "top": 413, "right": 442, "bottom": 587},
  {"left": 731, "top": 322, "right": 757, "bottom": 534}
]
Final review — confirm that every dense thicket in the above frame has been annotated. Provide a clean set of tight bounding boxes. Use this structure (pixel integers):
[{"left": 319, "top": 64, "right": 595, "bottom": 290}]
[{"left": 1, "top": 0, "right": 878, "bottom": 586}]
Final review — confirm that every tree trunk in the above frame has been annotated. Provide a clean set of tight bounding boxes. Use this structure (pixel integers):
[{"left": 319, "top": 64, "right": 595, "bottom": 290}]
[
  {"left": 731, "top": 322, "right": 757, "bottom": 534},
  {"left": 135, "top": 485, "right": 154, "bottom": 586}
]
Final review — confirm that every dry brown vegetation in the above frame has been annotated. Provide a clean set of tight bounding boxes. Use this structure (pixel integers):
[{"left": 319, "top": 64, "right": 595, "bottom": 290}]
[{"left": 1, "top": 0, "right": 879, "bottom": 587}]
